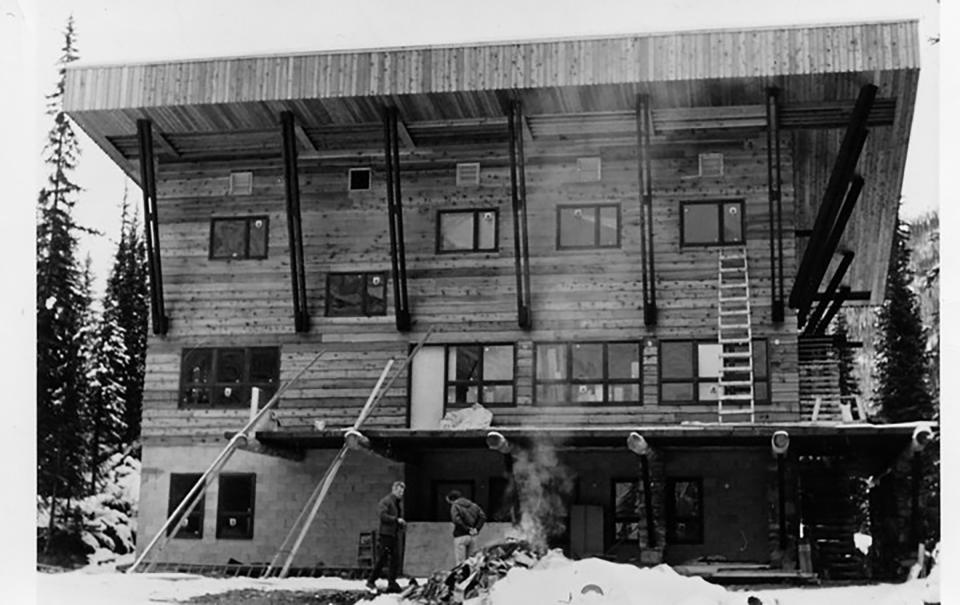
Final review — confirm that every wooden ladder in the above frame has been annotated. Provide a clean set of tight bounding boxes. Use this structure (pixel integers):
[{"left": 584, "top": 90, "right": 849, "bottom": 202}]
[{"left": 717, "top": 247, "right": 755, "bottom": 423}]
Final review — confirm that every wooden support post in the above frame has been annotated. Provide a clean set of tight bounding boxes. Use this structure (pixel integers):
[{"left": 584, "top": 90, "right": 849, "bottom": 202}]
[
  {"left": 640, "top": 455, "right": 656, "bottom": 548},
  {"left": 790, "top": 84, "right": 876, "bottom": 310},
  {"left": 136, "top": 119, "right": 168, "bottom": 335},
  {"left": 802, "top": 250, "right": 854, "bottom": 335},
  {"left": 813, "top": 286, "right": 850, "bottom": 335},
  {"left": 766, "top": 88, "right": 785, "bottom": 323},
  {"left": 507, "top": 98, "right": 532, "bottom": 329},
  {"left": 777, "top": 454, "right": 787, "bottom": 551},
  {"left": 636, "top": 95, "right": 657, "bottom": 326},
  {"left": 911, "top": 453, "right": 922, "bottom": 547},
  {"left": 383, "top": 106, "right": 411, "bottom": 331},
  {"left": 281, "top": 111, "right": 310, "bottom": 333}
]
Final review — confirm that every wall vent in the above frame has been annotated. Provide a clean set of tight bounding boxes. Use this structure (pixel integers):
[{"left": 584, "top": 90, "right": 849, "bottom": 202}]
[
  {"left": 229, "top": 171, "right": 253, "bottom": 196},
  {"left": 456, "top": 163, "right": 480, "bottom": 186},
  {"left": 576, "top": 157, "right": 602, "bottom": 182},
  {"left": 698, "top": 153, "right": 724, "bottom": 177},
  {"left": 348, "top": 168, "right": 372, "bottom": 191}
]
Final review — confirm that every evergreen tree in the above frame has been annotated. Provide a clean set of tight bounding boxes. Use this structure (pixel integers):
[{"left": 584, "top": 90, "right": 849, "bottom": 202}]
[
  {"left": 872, "top": 221, "right": 933, "bottom": 422},
  {"left": 36, "top": 16, "right": 93, "bottom": 537},
  {"left": 103, "top": 187, "right": 149, "bottom": 446}
]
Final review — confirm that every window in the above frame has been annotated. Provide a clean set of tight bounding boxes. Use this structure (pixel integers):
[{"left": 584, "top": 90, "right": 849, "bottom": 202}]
[
  {"left": 456, "top": 163, "right": 480, "bottom": 186},
  {"left": 659, "top": 339, "right": 768, "bottom": 404},
  {"left": 217, "top": 473, "right": 256, "bottom": 539},
  {"left": 432, "top": 480, "right": 475, "bottom": 522},
  {"left": 666, "top": 477, "right": 703, "bottom": 544},
  {"left": 437, "top": 209, "right": 498, "bottom": 253},
  {"left": 210, "top": 217, "right": 268, "bottom": 260},
  {"left": 445, "top": 344, "right": 515, "bottom": 407},
  {"left": 326, "top": 272, "right": 387, "bottom": 316},
  {"left": 612, "top": 479, "right": 642, "bottom": 543},
  {"left": 228, "top": 171, "right": 253, "bottom": 196},
  {"left": 348, "top": 168, "right": 371, "bottom": 191},
  {"left": 680, "top": 201, "right": 743, "bottom": 246},
  {"left": 557, "top": 204, "right": 620, "bottom": 249},
  {"left": 535, "top": 342, "right": 642, "bottom": 405},
  {"left": 180, "top": 347, "right": 280, "bottom": 408},
  {"left": 698, "top": 153, "right": 724, "bottom": 177},
  {"left": 167, "top": 474, "right": 204, "bottom": 539},
  {"left": 576, "top": 157, "right": 602, "bottom": 182}
]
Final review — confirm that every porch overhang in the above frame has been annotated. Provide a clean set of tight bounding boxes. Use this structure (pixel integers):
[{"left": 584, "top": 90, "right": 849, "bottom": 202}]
[{"left": 255, "top": 421, "right": 930, "bottom": 457}]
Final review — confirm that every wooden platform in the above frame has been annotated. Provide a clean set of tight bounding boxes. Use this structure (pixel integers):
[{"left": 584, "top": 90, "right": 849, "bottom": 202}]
[{"left": 674, "top": 563, "right": 819, "bottom": 585}]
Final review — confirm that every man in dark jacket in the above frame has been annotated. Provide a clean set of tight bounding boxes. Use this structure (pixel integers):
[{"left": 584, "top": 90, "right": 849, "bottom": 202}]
[
  {"left": 446, "top": 490, "right": 486, "bottom": 564},
  {"left": 366, "top": 481, "right": 405, "bottom": 593}
]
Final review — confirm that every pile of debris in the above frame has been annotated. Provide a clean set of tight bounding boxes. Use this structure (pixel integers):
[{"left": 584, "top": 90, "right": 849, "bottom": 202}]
[{"left": 404, "top": 540, "right": 541, "bottom": 604}]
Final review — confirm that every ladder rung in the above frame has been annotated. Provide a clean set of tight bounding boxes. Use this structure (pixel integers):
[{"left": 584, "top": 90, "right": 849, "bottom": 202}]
[
  {"left": 719, "top": 296, "right": 749, "bottom": 302},
  {"left": 722, "top": 352, "right": 752, "bottom": 359},
  {"left": 720, "top": 381, "right": 754, "bottom": 387},
  {"left": 719, "top": 323, "right": 750, "bottom": 329},
  {"left": 720, "top": 396, "right": 755, "bottom": 402},
  {"left": 718, "top": 408, "right": 754, "bottom": 415}
]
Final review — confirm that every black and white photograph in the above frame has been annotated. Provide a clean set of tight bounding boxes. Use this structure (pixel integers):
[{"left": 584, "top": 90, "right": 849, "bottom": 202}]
[{"left": 4, "top": 0, "right": 947, "bottom": 603}]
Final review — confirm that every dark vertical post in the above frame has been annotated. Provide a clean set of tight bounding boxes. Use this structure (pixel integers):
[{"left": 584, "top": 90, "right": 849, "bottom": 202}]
[
  {"left": 777, "top": 454, "right": 787, "bottom": 551},
  {"left": 911, "top": 453, "right": 921, "bottom": 547},
  {"left": 637, "top": 95, "right": 657, "bottom": 326},
  {"left": 136, "top": 119, "right": 168, "bottom": 335},
  {"left": 508, "top": 99, "right": 532, "bottom": 329},
  {"left": 281, "top": 111, "right": 309, "bottom": 333},
  {"left": 766, "top": 88, "right": 785, "bottom": 323},
  {"left": 383, "top": 106, "right": 411, "bottom": 331},
  {"left": 641, "top": 455, "right": 656, "bottom": 548}
]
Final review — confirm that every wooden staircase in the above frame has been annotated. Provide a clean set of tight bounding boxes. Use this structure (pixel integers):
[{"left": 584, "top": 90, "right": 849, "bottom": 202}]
[{"left": 717, "top": 247, "right": 755, "bottom": 423}]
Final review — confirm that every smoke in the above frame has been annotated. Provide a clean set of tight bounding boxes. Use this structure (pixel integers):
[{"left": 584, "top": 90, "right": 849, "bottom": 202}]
[{"left": 509, "top": 440, "right": 574, "bottom": 552}]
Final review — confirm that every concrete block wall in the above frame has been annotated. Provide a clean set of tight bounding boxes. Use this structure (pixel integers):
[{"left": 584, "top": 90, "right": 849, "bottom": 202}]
[{"left": 138, "top": 442, "right": 403, "bottom": 567}]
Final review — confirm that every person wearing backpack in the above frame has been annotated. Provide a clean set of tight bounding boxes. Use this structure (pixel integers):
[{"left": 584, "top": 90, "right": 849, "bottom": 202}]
[{"left": 446, "top": 490, "right": 486, "bottom": 564}]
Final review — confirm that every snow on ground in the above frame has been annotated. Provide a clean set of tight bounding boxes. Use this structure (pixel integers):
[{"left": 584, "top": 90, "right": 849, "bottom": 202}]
[{"left": 38, "top": 553, "right": 939, "bottom": 605}]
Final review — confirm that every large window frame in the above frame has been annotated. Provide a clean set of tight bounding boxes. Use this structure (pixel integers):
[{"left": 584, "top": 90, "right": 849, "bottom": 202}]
[
  {"left": 209, "top": 216, "right": 269, "bottom": 260},
  {"left": 611, "top": 478, "right": 643, "bottom": 545},
  {"left": 534, "top": 341, "right": 643, "bottom": 406},
  {"left": 666, "top": 477, "right": 703, "bottom": 544},
  {"left": 167, "top": 473, "right": 204, "bottom": 539},
  {"left": 216, "top": 473, "right": 256, "bottom": 540},
  {"left": 436, "top": 209, "right": 499, "bottom": 253},
  {"left": 658, "top": 339, "right": 769, "bottom": 405},
  {"left": 556, "top": 203, "right": 621, "bottom": 250},
  {"left": 444, "top": 344, "right": 517, "bottom": 409},
  {"left": 679, "top": 200, "right": 745, "bottom": 247},
  {"left": 325, "top": 272, "right": 387, "bottom": 317},
  {"left": 179, "top": 347, "right": 280, "bottom": 409}
]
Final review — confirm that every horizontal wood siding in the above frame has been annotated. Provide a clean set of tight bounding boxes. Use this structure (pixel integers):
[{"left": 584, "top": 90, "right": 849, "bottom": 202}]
[
  {"left": 65, "top": 22, "right": 919, "bottom": 112},
  {"left": 142, "top": 132, "right": 803, "bottom": 438}
]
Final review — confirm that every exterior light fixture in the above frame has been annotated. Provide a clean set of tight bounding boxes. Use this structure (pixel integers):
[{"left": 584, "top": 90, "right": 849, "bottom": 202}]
[
  {"left": 344, "top": 428, "right": 370, "bottom": 450},
  {"left": 486, "top": 430, "right": 511, "bottom": 454},
  {"left": 911, "top": 423, "right": 934, "bottom": 453},
  {"left": 626, "top": 432, "right": 650, "bottom": 456},
  {"left": 771, "top": 430, "right": 790, "bottom": 455}
]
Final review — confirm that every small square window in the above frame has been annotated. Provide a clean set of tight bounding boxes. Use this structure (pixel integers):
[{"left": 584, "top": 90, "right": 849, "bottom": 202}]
[
  {"left": 680, "top": 201, "right": 743, "bottom": 246},
  {"left": 210, "top": 217, "right": 269, "bottom": 260},
  {"left": 349, "top": 168, "right": 372, "bottom": 191},
  {"left": 557, "top": 204, "right": 620, "bottom": 250},
  {"left": 217, "top": 473, "right": 255, "bottom": 539},
  {"left": 438, "top": 209, "right": 498, "bottom": 253},
  {"left": 577, "top": 157, "right": 602, "bottom": 182},
  {"left": 168, "top": 474, "right": 204, "bottom": 539},
  {"left": 698, "top": 153, "right": 724, "bottom": 177},
  {"left": 456, "top": 163, "right": 481, "bottom": 186},
  {"left": 229, "top": 171, "right": 253, "bottom": 196},
  {"left": 326, "top": 272, "right": 388, "bottom": 317}
]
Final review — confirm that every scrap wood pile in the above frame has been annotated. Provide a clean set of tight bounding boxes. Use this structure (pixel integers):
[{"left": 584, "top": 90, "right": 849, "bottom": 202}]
[{"left": 405, "top": 540, "right": 542, "bottom": 604}]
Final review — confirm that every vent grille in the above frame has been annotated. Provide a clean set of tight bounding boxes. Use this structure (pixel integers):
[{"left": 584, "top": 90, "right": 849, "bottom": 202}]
[
  {"left": 456, "top": 163, "right": 480, "bottom": 186},
  {"left": 229, "top": 171, "right": 253, "bottom": 196},
  {"left": 348, "top": 168, "right": 371, "bottom": 191},
  {"left": 576, "top": 157, "right": 602, "bottom": 182},
  {"left": 699, "top": 153, "right": 724, "bottom": 177}
]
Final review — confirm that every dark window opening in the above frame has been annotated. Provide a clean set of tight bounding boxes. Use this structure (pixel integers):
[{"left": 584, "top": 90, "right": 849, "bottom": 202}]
[
  {"left": 167, "top": 473, "right": 204, "bottom": 539},
  {"left": 659, "top": 339, "right": 769, "bottom": 405},
  {"left": 445, "top": 344, "right": 515, "bottom": 408},
  {"left": 349, "top": 168, "right": 371, "bottom": 191},
  {"left": 680, "top": 201, "right": 744, "bottom": 246},
  {"left": 179, "top": 347, "right": 280, "bottom": 408},
  {"left": 612, "top": 479, "right": 642, "bottom": 544},
  {"left": 437, "top": 209, "right": 499, "bottom": 253},
  {"left": 535, "top": 342, "right": 642, "bottom": 405},
  {"left": 217, "top": 473, "right": 256, "bottom": 539},
  {"left": 666, "top": 477, "right": 703, "bottom": 544},
  {"left": 557, "top": 204, "right": 620, "bottom": 249},
  {"left": 326, "top": 272, "right": 387, "bottom": 317},
  {"left": 210, "top": 217, "right": 269, "bottom": 260}
]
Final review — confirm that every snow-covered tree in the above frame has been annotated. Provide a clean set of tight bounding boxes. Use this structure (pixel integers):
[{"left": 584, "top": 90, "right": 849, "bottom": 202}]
[{"left": 37, "top": 16, "right": 95, "bottom": 539}]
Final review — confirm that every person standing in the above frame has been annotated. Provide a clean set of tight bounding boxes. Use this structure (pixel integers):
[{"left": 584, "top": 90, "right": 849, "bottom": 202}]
[
  {"left": 366, "top": 481, "right": 406, "bottom": 593},
  {"left": 446, "top": 490, "right": 486, "bottom": 564}
]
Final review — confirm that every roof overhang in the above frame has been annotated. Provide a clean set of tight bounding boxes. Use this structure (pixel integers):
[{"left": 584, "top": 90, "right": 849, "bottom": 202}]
[{"left": 63, "top": 21, "right": 920, "bottom": 304}]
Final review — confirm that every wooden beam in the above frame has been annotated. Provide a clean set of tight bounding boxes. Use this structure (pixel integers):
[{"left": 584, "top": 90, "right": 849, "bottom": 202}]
[
  {"left": 812, "top": 290, "right": 870, "bottom": 302},
  {"left": 395, "top": 118, "right": 415, "bottom": 149},
  {"left": 802, "top": 250, "right": 854, "bottom": 335},
  {"left": 293, "top": 123, "right": 318, "bottom": 152},
  {"left": 154, "top": 130, "right": 180, "bottom": 158},
  {"left": 227, "top": 433, "right": 306, "bottom": 461},
  {"left": 813, "top": 286, "right": 850, "bottom": 335},
  {"left": 136, "top": 119, "right": 168, "bottom": 335},
  {"left": 766, "top": 87, "right": 785, "bottom": 323},
  {"left": 280, "top": 111, "right": 310, "bottom": 333},
  {"left": 383, "top": 106, "right": 411, "bottom": 331},
  {"left": 522, "top": 114, "right": 534, "bottom": 145},
  {"left": 508, "top": 99, "right": 532, "bottom": 330},
  {"left": 789, "top": 84, "right": 877, "bottom": 309}
]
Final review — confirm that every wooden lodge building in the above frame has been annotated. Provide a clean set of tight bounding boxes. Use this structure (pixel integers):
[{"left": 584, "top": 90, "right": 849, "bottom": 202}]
[{"left": 65, "top": 21, "right": 932, "bottom": 579}]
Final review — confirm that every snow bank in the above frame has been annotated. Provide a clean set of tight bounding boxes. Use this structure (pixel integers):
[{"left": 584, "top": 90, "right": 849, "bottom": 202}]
[{"left": 439, "top": 403, "right": 493, "bottom": 430}]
